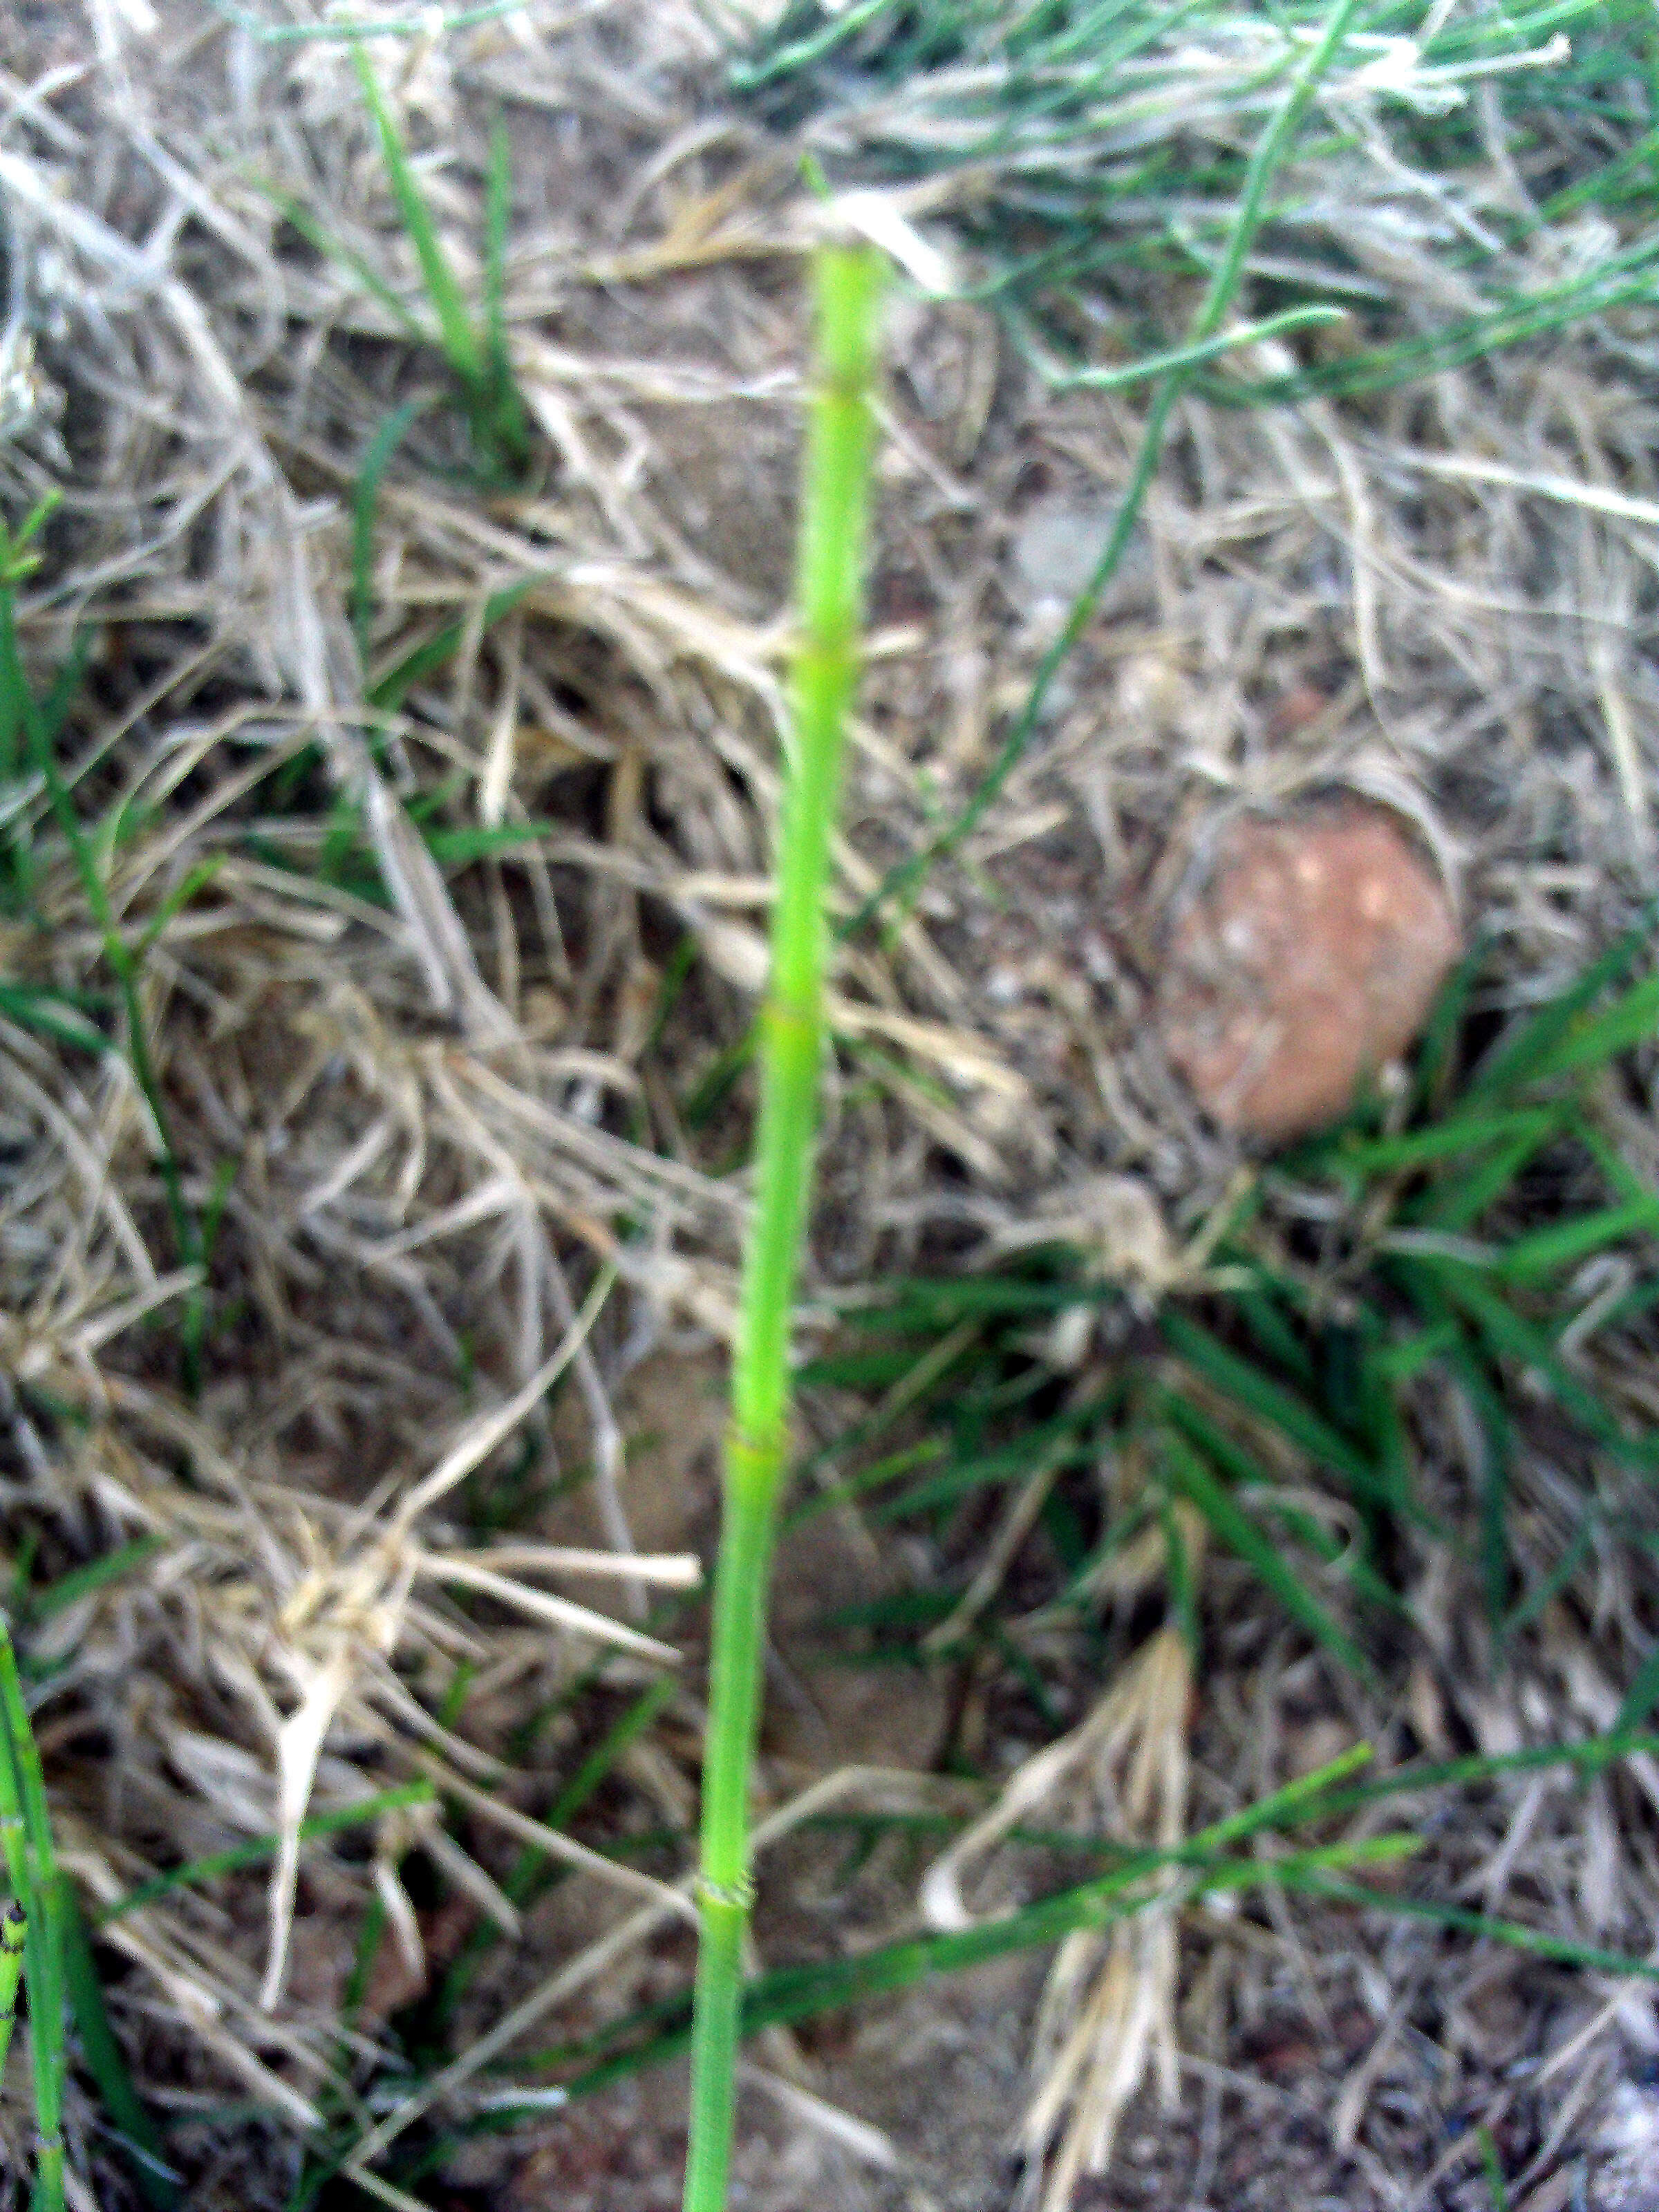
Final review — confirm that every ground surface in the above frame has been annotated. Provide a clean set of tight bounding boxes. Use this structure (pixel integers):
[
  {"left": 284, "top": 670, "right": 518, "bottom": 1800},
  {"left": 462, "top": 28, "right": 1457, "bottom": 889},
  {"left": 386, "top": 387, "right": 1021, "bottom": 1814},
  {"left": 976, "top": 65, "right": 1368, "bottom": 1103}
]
[{"left": 1, "top": 4, "right": 1658, "bottom": 2210}]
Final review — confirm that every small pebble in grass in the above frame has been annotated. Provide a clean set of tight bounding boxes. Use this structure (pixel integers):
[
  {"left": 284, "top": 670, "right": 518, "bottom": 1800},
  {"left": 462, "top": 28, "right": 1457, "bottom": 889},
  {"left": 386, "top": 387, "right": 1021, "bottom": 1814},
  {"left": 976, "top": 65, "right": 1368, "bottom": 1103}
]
[{"left": 1158, "top": 800, "right": 1460, "bottom": 1143}]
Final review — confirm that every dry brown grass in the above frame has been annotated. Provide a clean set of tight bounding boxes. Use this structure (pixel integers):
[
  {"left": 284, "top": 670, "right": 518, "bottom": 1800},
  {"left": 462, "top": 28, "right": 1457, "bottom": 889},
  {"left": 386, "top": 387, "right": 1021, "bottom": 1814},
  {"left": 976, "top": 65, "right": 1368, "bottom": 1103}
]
[{"left": 0, "top": 2, "right": 1656, "bottom": 2205}]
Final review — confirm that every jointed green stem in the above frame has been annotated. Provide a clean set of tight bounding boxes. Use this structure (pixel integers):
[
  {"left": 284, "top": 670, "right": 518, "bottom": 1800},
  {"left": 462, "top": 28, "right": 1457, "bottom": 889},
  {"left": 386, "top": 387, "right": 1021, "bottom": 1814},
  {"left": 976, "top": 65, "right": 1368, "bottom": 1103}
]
[
  {"left": 0, "top": 1901, "right": 25, "bottom": 2083},
  {"left": 681, "top": 241, "right": 885, "bottom": 2212}
]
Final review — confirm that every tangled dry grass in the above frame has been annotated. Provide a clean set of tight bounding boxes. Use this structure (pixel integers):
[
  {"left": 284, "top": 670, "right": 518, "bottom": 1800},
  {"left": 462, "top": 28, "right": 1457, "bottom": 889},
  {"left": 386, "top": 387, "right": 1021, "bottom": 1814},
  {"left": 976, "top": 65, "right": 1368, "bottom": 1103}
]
[{"left": 0, "top": 2, "right": 1657, "bottom": 2206}]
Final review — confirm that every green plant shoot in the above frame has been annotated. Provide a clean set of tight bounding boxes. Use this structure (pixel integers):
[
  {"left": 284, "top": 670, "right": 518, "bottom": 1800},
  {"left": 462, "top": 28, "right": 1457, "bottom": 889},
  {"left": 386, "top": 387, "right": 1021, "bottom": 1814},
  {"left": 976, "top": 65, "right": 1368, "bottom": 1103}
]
[
  {"left": 681, "top": 237, "right": 885, "bottom": 2212},
  {"left": 0, "top": 1901, "right": 24, "bottom": 2083},
  {"left": 351, "top": 47, "right": 530, "bottom": 482},
  {"left": 0, "top": 1618, "right": 66, "bottom": 2212}
]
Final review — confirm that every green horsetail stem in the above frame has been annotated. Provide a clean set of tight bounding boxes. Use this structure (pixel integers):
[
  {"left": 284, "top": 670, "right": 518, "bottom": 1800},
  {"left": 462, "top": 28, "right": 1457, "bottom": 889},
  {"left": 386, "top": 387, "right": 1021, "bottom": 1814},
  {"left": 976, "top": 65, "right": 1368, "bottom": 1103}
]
[
  {"left": 0, "top": 1901, "right": 24, "bottom": 2083},
  {"left": 680, "top": 238, "right": 885, "bottom": 2212}
]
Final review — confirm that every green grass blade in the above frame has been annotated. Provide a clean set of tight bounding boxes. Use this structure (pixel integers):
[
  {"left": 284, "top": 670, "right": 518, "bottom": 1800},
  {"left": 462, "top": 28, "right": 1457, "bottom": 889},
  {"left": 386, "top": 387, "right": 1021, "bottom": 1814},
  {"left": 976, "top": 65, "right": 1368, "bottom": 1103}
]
[
  {"left": 1233, "top": 1283, "right": 1316, "bottom": 1386},
  {"left": 1425, "top": 1261, "right": 1659, "bottom": 1467},
  {"left": 1409, "top": 932, "right": 1490, "bottom": 1110},
  {"left": 556, "top": 1834, "right": 1417, "bottom": 2105},
  {"left": 547, "top": 1678, "right": 679, "bottom": 1835},
  {"left": 869, "top": 1416, "right": 1100, "bottom": 1522},
  {"left": 366, "top": 577, "right": 537, "bottom": 711},
  {"left": 435, "top": 1676, "right": 677, "bottom": 2027},
  {"left": 1159, "top": 1428, "right": 1371, "bottom": 1681},
  {"left": 1158, "top": 1485, "right": 1199, "bottom": 1660},
  {"left": 1201, "top": 243, "right": 1659, "bottom": 406},
  {"left": 25, "top": 1538, "right": 167, "bottom": 1626},
  {"left": 3, "top": 556, "right": 205, "bottom": 1389},
  {"left": 1278, "top": 1870, "right": 1659, "bottom": 1980},
  {"left": 682, "top": 1023, "right": 758, "bottom": 1130},
  {"left": 352, "top": 398, "right": 427, "bottom": 664},
  {"left": 1052, "top": 303, "right": 1343, "bottom": 391},
  {"left": 1327, "top": 1108, "right": 1559, "bottom": 1179},
  {"left": 339, "top": 1892, "right": 390, "bottom": 2041},
  {"left": 422, "top": 821, "right": 558, "bottom": 868},
  {"left": 1159, "top": 1391, "right": 1412, "bottom": 1613},
  {"left": 350, "top": 49, "right": 529, "bottom": 480},
  {"left": 1353, "top": 1324, "right": 1412, "bottom": 1517},
  {"left": 133, "top": 857, "right": 225, "bottom": 966},
  {"left": 515, "top": 1750, "right": 1385, "bottom": 2088},
  {"left": 1481, "top": 2125, "right": 1510, "bottom": 2212},
  {"left": 1461, "top": 901, "right": 1658, "bottom": 1103},
  {"left": 352, "top": 46, "right": 485, "bottom": 391},
  {"left": 1577, "top": 1121, "right": 1658, "bottom": 1211},
  {"left": 831, "top": 1275, "right": 1116, "bottom": 1324},
  {"left": 0, "top": 620, "right": 22, "bottom": 786},
  {"left": 784, "top": 1437, "right": 946, "bottom": 1537},
  {"left": 1496, "top": 1195, "right": 1659, "bottom": 1283},
  {"left": 1416, "top": 1122, "right": 1566, "bottom": 1233},
  {"left": 59, "top": 1891, "right": 180, "bottom": 2209},
  {"left": 1289, "top": 1731, "right": 1659, "bottom": 1824},
  {"left": 1505, "top": 1520, "right": 1595, "bottom": 1643},
  {"left": 37, "top": 635, "right": 91, "bottom": 761},
  {"left": 1159, "top": 1311, "right": 1391, "bottom": 1509},
  {"left": 0, "top": 984, "right": 111, "bottom": 1057},
  {"left": 266, "top": 187, "right": 427, "bottom": 341},
  {"left": 1615, "top": 1635, "right": 1659, "bottom": 1735},
  {"left": 729, "top": 0, "right": 895, "bottom": 91},
  {"left": 1539, "top": 122, "right": 1659, "bottom": 218},
  {"left": 1443, "top": 1331, "right": 1512, "bottom": 1635},
  {"left": 483, "top": 113, "right": 513, "bottom": 384},
  {"left": 99, "top": 1782, "right": 435, "bottom": 1922},
  {"left": 1522, "top": 971, "right": 1659, "bottom": 1085}
]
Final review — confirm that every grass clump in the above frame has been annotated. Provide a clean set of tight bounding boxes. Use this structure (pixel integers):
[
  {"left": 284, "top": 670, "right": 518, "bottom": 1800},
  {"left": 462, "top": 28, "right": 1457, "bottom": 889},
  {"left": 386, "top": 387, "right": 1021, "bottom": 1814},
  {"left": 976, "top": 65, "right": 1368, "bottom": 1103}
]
[
  {"left": 790, "top": 915, "right": 1659, "bottom": 1712},
  {"left": 731, "top": 0, "right": 1659, "bottom": 406},
  {"left": 349, "top": 47, "right": 530, "bottom": 485},
  {"left": 272, "top": 47, "right": 532, "bottom": 488}
]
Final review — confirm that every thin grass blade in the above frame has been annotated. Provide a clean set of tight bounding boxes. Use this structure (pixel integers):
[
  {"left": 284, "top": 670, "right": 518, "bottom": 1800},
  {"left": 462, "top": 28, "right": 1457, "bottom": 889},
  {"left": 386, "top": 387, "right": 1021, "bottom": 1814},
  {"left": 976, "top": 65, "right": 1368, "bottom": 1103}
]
[
  {"left": 352, "top": 47, "right": 485, "bottom": 391},
  {"left": 59, "top": 1891, "right": 180, "bottom": 2209},
  {"left": 1159, "top": 1427, "right": 1371, "bottom": 1682}
]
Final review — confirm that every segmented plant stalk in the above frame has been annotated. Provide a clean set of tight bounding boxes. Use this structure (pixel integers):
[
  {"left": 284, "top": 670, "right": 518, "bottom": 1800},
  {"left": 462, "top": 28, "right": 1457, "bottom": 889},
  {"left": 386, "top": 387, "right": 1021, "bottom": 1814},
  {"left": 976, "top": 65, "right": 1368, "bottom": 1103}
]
[
  {"left": 0, "top": 1623, "right": 66, "bottom": 2212},
  {"left": 0, "top": 1902, "right": 24, "bottom": 2082},
  {"left": 681, "top": 239, "right": 884, "bottom": 2212}
]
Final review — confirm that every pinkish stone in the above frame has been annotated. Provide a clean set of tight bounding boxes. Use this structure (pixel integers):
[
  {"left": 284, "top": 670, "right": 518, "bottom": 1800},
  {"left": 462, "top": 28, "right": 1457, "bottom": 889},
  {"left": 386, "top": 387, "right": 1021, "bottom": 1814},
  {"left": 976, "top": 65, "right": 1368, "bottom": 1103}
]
[{"left": 1159, "top": 803, "right": 1460, "bottom": 1142}]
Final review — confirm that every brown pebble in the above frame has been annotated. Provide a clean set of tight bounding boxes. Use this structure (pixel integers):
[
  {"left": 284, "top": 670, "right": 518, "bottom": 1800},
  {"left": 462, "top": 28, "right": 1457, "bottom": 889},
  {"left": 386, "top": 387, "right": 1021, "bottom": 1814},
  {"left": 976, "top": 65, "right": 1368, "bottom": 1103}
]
[{"left": 1158, "top": 803, "right": 1460, "bottom": 1142}]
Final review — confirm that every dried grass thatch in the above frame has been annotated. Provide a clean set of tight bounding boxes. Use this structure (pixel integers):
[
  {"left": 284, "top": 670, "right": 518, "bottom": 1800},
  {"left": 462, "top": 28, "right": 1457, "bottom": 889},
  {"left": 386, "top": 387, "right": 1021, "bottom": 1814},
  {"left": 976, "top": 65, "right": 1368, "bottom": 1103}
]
[{"left": 0, "top": 1, "right": 1656, "bottom": 2204}]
